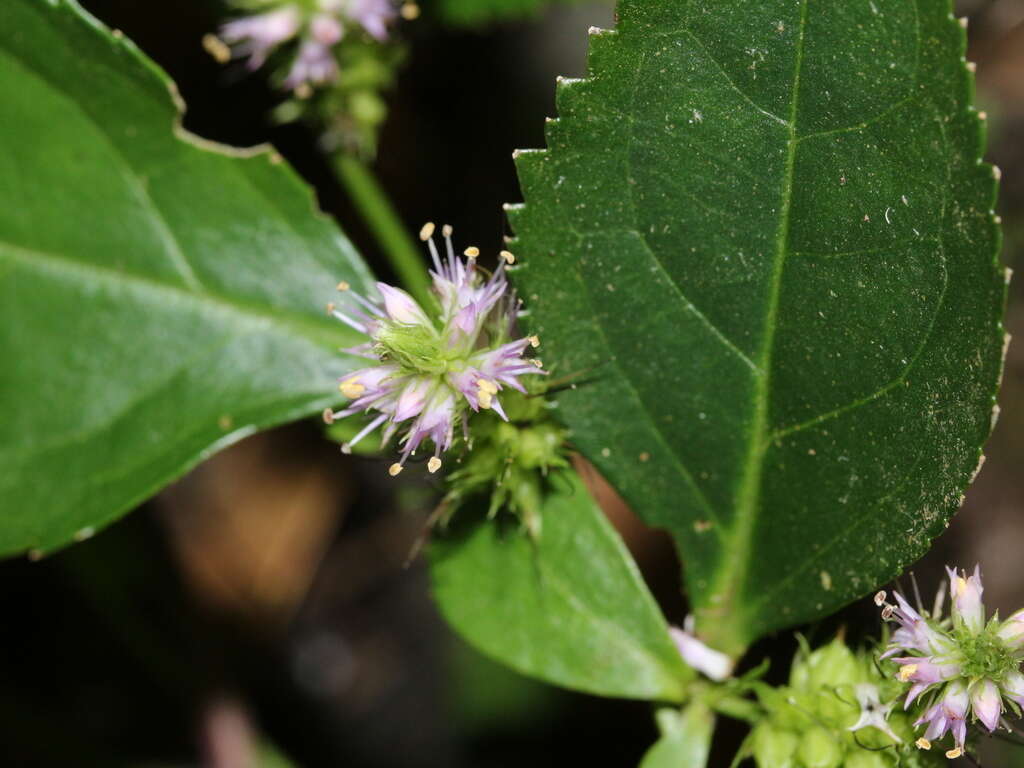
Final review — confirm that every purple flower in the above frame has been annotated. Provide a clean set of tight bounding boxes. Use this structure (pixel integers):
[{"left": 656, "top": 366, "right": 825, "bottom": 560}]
[
  {"left": 947, "top": 565, "right": 985, "bottom": 634},
  {"left": 345, "top": 0, "right": 396, "bottom": 40},
  {"left": 881, "top": 592, "right": 948, "bottom": 659},
  {"left": 970, "top": 679, "right": 1002, "bottom": 732},
  {"left": 324, "top": 224, "right": 544, "bottom": 474},
  {"left": 891, "top": 656, "right": 960, "bottom": 708},
  {"left": 218, "top": 0, "right": 399, "bottom": 93},
  {"left": 915, "top": 680, "right": 969, "bottom": 750},
  {"left": 283, "top": 39, "right": 339, "bottom": 90},
  {"left": 878, "top": 565, "right": 1024, "bottom": 753},
  {"left": 219, "top": 6, "right": 302, "bottom": 69}
]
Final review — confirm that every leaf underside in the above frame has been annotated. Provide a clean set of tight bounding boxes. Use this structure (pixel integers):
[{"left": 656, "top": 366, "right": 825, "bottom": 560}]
[
  {"left": 509, "top": 0, "right": 1006, "bottom": 653},
  {"left": 430, "top": 470, "right": 692, "bottom": 701},
  {"left": 0, "top": 0, "right": 372, "bottom": 556}
]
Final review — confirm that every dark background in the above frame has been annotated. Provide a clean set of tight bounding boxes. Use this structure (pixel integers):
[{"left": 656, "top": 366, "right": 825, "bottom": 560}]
[{"left": 2, "top": 1, "right": 1022, "bottom": 766}]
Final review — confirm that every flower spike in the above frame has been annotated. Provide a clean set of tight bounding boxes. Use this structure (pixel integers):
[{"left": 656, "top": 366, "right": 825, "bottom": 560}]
[
  {"left": 879, "top": 564, "right": 1024, "bottom": 755},
  {"left": 325, "top": 225, "right": 544, "bottom": 474}
]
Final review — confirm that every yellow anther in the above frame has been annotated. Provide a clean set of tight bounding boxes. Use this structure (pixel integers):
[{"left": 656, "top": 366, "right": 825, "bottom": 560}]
[
  {"left": 477, "top": 379, "right": 498, "bottom": 395},
  {"left": 945, "top": 748, "right": 962, "bottom": 759},
  {"left": 442, "top": 224, "right": 453, "bottom": 237},
  {"left": 337, "top": 281, "right": 350, "bottom": 291},
  {"left": 464, "top": 246, "right": 480, "bottom": 259},
  {"left": 388, "top": 463, "right": 404, "bottom": 477},
  {"left": 528, "top": 335, "right": 540, "bottom": 348},
  {"left": 419, "top": 222, "right": 435, "bottom": 241},
  {"left": 500, "top": 250, "right": 516, "bottom": 264},
  {"left": 898, "top": 664, "right": 918, "bottom": 682},
  {"left": 531, "top": 359, "right": 544, "bottom": 368},
  {"left": 915, "top": 738, "right": 931, "bottom": 751},
  {"left": 427, "top": 457, "right": 442, "bottom": 473},
  {"left": 400, "top": 2, "right": 420, "bottom": 19},
  {"left": 478, "top": 391, "right": 493, "bottom": 409},
  {"left": 322, "top": 408, "right": 335, "bottom": 425},
  {"left": 956, "top": 576, "right": 968, "bottom": 595},
  {"left": 340, "top": 378, "right": 366, "bottom": 399},
  {"left": 326, "top": 302, "right": 336, "bottom": 315},
  {"left": 874, "top": 590, "right": 887, "bottom": 606},
  {"left": 202, "top": 33, "right": 231, "bottom": 64}
]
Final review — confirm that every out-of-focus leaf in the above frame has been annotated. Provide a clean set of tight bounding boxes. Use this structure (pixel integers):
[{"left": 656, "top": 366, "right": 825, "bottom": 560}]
[
  {"left": 509, "top": 0, "right": 1006, "bottom": 654},
  {"left": 640, "top": 703, "right": 714, "bottom": 768},
  {"left": 430, "top": 469, "right": 691, "bottom": 701},
  {"left": 0, "top": 0, "right": 372, "bottom": 556}
]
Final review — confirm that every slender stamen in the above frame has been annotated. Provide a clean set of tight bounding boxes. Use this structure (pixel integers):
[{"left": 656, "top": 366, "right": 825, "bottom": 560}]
[
  {"left": 443, "top": 224, "right": 454, "bottom": 262},
  {"left": 331, "top": 309, "right": 367, "bottom": 333},
  {"left": 341, "top": 413, "right": 388, "bottom": 454}
]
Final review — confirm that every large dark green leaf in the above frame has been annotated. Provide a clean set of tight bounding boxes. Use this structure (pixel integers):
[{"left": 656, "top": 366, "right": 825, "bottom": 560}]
[
  {"left": 509, "top": 0, "right": 1006, "bottom": 654},
  {"left": 430, "top": 469, "right": 692, "bottom": 701},
  {"left": 0, "top": 0, "right": 371, "bottom": 556}
]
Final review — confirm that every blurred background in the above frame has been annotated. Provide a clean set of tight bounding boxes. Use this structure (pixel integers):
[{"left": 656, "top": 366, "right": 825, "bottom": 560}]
[{"left": 1, "top": 1, "right": 1021, "bottom": 765}]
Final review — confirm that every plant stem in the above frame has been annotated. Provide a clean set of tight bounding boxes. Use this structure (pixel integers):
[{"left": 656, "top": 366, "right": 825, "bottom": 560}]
[{"left": 332, "top": 153, "right": 432, "bottom": 307}]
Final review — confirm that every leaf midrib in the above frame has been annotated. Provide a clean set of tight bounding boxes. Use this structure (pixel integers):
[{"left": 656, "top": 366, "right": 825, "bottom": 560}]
[{"left": 701, "top": 0, "right": 810, "bottom": 653}]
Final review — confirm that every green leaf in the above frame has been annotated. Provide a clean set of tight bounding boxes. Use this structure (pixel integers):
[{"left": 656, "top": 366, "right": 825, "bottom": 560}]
[
  {"left": 509, "top": 0, "right": 1006, "bottom": 654},
  {"left": 0, "top": 0, "right": 372, "bottom": 556},
  {"left": 641, "top": 703, "right": 715, "bottom": 768},
  {"left": 429, "top": 469, "right": 692, "bottom": 701},
  {"left": 431, "top": 0, "right": 589, "bottom": 27}
]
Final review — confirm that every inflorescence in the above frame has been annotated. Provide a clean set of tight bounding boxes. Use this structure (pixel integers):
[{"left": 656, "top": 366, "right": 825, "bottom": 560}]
[
  {"left": 877, "top": 565, "right": 1024, "bottom": 759},
  {"left": 323, "top": 223, "right": 545, "bottom": 477},
  {"left": 212, "top": 0, "right": 414, "bottom": 93}
]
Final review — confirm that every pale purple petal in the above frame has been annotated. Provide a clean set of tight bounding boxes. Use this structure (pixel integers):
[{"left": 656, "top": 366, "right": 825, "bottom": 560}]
[
  {"left": 668, "top": 626, "right": 732, "bottom": 681},
  {"left": 971, "top": 679, "right": 1002, "bottom": 732},
  {"left": 998, "top": 608, "right": 1024, "bottom": 651},
  {"left": 1002, "top": 671, "right": 1024, "bottom": 708},
  {"left": 284, "top": 39, "right": 338, "bottom": 89},
  {"left": 376, "top": 283, "right": 431, "bottom": 326},
  {"left": 220, "top": 6, "right": 301, "bottom": 68},
  {"left": 348, "top": 0, "right": 397, "bottom": 41},
  {"left": 947, "top": 565, "right": 985, "bottom": 634}
]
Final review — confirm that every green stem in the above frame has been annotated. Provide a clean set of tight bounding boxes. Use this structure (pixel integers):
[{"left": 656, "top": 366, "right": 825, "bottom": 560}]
[{"left": 332, "top": 153, "right": 432, "bottom": 307}]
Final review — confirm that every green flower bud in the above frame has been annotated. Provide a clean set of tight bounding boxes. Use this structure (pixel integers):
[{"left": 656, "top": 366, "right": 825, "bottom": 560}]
[
  {"left": 797, "top": 639, "right": 861, "bottom": 690},
  {"left": 797, "top": 726, "right": 843, "bottom": 768},
  {"left": 751, "top": 723, "right": 799, "bottom": 768},
  {"left": 814, "top": 687, "right": 859, "bottom": 729},
  {"left": 843, "top": 750, "right": 892, "bottom": 768}
]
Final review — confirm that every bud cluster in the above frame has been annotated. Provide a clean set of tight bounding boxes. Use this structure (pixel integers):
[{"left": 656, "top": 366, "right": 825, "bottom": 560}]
[
  {"left": 437, "top": 386, "right": 569, "bottom": 536},
  {"left": 878, "top": 565, "right": 1024, "bottom": 758},
  {"left": 748, "top": 638, "right": 946, "bottom": 768}
]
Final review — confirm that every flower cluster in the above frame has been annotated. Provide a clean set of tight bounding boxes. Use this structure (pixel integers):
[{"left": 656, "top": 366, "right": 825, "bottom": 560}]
[
  {"left": 749, "top": 637, "right": 946, "bottom": 768},
  {"left": 324, "top": 223, "right": 545, "bottom": 476},
  {"left": 214, "top": 0, "right": 409, "bottom": 93},
  {"left": 878, "top": 565, "right": 1024, "bottom": 759}
]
